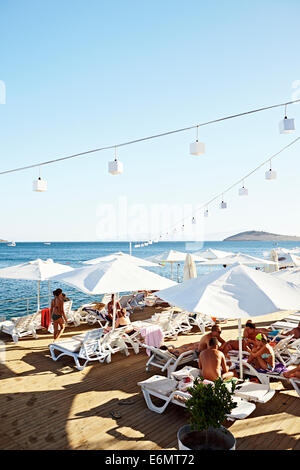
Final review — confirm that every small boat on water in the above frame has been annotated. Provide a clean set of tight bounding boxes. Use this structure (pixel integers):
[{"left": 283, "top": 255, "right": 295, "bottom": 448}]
[
  {"left": 7, "top": 241, "right": 16, "bottom": 246},
  {"left": 44, "top": 242, "right": 51, "bottom": 245}
]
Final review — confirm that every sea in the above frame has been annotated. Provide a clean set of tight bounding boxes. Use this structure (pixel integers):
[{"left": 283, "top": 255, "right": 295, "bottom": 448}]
[{"left": 0, "top": 240, "right": 299, "bottom": 319}]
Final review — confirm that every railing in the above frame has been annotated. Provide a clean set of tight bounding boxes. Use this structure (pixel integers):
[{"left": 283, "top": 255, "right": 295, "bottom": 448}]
[{"left": 0, "top": 295, "right": 50, "bottom": 318}]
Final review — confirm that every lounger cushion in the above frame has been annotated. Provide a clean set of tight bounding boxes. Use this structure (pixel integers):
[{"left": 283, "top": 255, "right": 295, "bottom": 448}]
[
  {"left": 52, "top": 339, "right": 82, "bottom": 353},
  {"left": 233, "top": 382, "right": 275, "bottom": 403},
  {"left": 138, "top": 375, "right": 177, "bottom": 396}
]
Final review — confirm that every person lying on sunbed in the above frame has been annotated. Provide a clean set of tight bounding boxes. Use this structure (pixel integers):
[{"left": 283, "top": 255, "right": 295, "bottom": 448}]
[
  {"left": 281, "top": 321, "right": 300, "bottom": 340},
  {"left": 242, "top": 321, "right": 271, "bottom": 347},
  {"left": 198, "top": 337, "right": 236, "bottom": 381},
  {"left": 198, "top": 325, "right": 226, "bottom": 353},
  {"left": 283, "top": 364, "right": 300, "bottom": 379},
  {"left": 164, "top": 341, "right": 199, "bottom": 358},
  {"left": 247, "top": 334, "right": 275, "bottom": 371},
  {"left": 220, "top": 338, "right": 252, "bottom": 358}
]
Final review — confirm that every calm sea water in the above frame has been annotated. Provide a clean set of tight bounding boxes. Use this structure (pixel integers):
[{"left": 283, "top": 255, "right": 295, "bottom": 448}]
[{"left": 0, "top": 240, "right": 299, "bottom": 318}]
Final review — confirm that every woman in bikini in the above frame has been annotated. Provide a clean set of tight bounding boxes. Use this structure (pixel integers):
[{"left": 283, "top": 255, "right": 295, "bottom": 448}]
[
  {"left": 247, "top": 333, "right": 275, "bottom": 371},
  {"left": 50, "top": 289, "right": 68, "bottom": 341}
]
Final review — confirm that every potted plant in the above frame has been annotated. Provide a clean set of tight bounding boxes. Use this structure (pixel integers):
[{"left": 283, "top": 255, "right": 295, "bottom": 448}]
[{"left": 177, "top": 377, "right": 237, "bottom": 450}]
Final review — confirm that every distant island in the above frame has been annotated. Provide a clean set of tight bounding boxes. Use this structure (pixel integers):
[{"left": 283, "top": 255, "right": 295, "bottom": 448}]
[
  {"left": 0, "top": 239, "right": 8, "bottom": 243},
  {"left": 223, "top": 230, "right": 300, "bottom": 241}
]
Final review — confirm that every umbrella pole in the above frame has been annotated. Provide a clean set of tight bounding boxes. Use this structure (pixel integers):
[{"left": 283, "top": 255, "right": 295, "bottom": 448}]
[
  {"left": 112, "top": 293, "right": 116, "bottom": 331},
  {"left": 238, "top": 318, "right": 243, "bottom": 380},
  {"left": 171, "top": 262, "right": 173, "bottom": 280},
  {"left": 37, "top": 280, "right": 40, "bottom": 312},
  {"left": 49, "top": 280, "right": 51, "bottom": 309}
]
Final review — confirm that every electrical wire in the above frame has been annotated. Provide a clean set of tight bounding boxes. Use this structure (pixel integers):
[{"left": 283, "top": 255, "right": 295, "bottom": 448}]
[
  {"left": 146, "top": 135, "right": 300, "bottom": 244},
  {"left": 0, "top": 98, "right": 299, "bottom": 176}
]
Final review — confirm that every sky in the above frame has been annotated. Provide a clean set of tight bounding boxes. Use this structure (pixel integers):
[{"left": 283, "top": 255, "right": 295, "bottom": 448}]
[{"left": 0, "top": 0, "right": 300, "bottom": 242}]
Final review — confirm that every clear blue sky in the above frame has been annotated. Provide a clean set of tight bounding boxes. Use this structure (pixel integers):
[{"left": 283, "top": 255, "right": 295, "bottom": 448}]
[{"left": 1, "top": 0, "right": 300, "bottom": 241}]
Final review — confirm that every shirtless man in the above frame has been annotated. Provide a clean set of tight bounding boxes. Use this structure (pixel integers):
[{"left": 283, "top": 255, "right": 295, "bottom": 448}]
[
  {"left": 198, "top": 337, "right": 235, "bottom": 381},
  {"left": 198, "top": 324, "right": 226, "bottom": 353}
]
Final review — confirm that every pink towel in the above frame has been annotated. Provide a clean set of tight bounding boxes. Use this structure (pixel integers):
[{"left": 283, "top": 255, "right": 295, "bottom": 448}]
[{"left": 140, "top": 325, "right": 164, "bottom": 356}]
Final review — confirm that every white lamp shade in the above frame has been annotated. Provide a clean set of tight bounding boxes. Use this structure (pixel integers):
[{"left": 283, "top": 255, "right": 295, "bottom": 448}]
[
  {"left": 204, "top": 209, "right": 209, "bottom": 217},
  {"left": 190, "top": 141, "right": 205, "bottom": 156},
  {"left": 220, "top": 201, "right": 227, "bottom": 209},
  {"left": 265, "top": 169, "right": 277, "bottom": 180},
  {"left": 33, "top": 177, "right": 47, "bottom": 192},
  {"left": 108, "top": 159, "right": 123, "bottom": 175},
  {"left": 279, "top": 117, "right": 295, "bottom": 134},
  {"left": 239, "top": 187, "right": 248, "bottom": 196}
]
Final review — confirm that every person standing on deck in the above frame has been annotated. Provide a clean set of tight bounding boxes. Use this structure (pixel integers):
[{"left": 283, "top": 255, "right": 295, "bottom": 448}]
[{"left": 50, "top": 289, "right": 68, "bottom": 341}]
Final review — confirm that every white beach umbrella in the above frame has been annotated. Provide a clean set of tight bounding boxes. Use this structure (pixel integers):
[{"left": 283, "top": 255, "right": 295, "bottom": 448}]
[
  {"left": 148, "top": 250, "right": 206, "bottom": 280},
  {"left": 192, "top": 248, "right": 235, "bottom": 260},
  {"left": 52, "top": 258, "right": 177, "bottom": 329},
  {"left": 156, "top": 263, "right": 300, "bottom": 319},
  {"left": 82, "top": 251, "right": 159, "bottom": 268},
  {"left": 156, "top": 263, "right": 300, "bottom": 379},
  {"left": 0, "top": 259, "right": 74, "bottom": 310},
  {"left": 183, "top": 254, "right": 197, "bottom": 282},
  {"left": 271, "top": 266, "right": 300, "bottom": 286},
  {"left": 196, "top": 252, "right": 278, "bottom": 267}
]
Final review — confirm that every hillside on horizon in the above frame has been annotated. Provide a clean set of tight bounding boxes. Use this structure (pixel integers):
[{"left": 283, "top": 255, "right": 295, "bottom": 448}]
[{"left": 224, "top": 230, "right": 300, "bottom": 241}]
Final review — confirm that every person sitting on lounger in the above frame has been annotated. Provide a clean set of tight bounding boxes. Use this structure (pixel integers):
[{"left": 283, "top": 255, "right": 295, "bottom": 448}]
[
  {"left": 283, "top": 364, "right": 300, "bottom": 379},
  {"left": 115, "top": 309, "right": 135, "bottom": 335},
  {"left": 107, "top": 294, "right": 127, "bottom": 323},
  {"left": 242, "top": 320, "right": 272, "bottom": 347},
  {"left": 247, "top": 333, "right": 275, "bottom": 371},
  {"left": 198, "top": 325, "right": 226, "bottom": 353},
  {"left": 198, "top": 337, "right": 236, "bottom": 381}
]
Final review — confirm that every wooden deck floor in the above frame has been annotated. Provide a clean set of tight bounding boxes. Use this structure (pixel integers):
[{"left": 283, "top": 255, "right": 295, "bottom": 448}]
[{"left": 0, "top": 307, "right": 299, "bottom": 450}]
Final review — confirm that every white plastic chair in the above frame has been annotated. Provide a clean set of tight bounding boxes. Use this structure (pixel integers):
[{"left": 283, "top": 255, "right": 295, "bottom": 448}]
[
  {"left": 1, "top": 313, "right": 39, "bottom": 343},
  {"left": 144, "top": 344, "right": 198, "bottom": 377}
]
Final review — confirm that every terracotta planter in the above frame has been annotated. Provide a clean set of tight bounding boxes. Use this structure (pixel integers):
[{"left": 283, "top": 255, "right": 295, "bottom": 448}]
[{"left": 177, "top": 424, "right": 236, "bottom": 450}]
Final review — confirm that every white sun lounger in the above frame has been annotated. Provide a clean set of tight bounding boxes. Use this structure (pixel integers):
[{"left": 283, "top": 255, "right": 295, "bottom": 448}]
[
  {"left": 170, "top": 365, "right": 275, "bottom": 404},
  {"left": 271, "top": 321, "right": 298, "bottom": 331},
  {"left": 49, "top": 328, "right": 107, "bottom": 370},
  {"left": 186, "top": 312, "right": 214, "bottom": 334},
  {"left": 144, "top": 344, "right": 198, "bottom": 377},
  {"left": 228, "top": 356, "right": 300, "bottom": 398},
  {"left": 137, "top": 374, "right": 256, "bottom": 420},
  {"left": 0, "top": 312, "right": 40, "bottom": 343}
]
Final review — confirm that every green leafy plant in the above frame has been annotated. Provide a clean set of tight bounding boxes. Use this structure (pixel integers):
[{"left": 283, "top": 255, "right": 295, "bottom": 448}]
[{"left": 185, "top": 377, "right": 237, "bottom": 432}]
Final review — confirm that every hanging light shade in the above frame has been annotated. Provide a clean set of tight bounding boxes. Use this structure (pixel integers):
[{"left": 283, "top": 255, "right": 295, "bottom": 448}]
[
  {"left": 265, "top": 169, "right": 277, "bottom": 180},
  {"left": 204, "top": 209, "right": 209, "bottom": 217},
  {"left": 239, "top": 186, "right": 248, "bottom": 196},
  {"left": 108, "top": 147, "right": 123, "bottom": 175},
  {"left": 33, "top": 176, "right": 47, "bottom": 192},
  {"left": 279, "top": 116, "right": 295, "bottom": 134},
  {"left": 192, "top": 217, "right": 196, "bottom": 224},
  {"left": 265, "top": 161, "right": 276, "bottom": 180},
  {"left": 190, "top": 126, "right": 205, "bottom": 155},
  {"left": 220, "top": 200, "right": 227, "bottom": 209}
]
